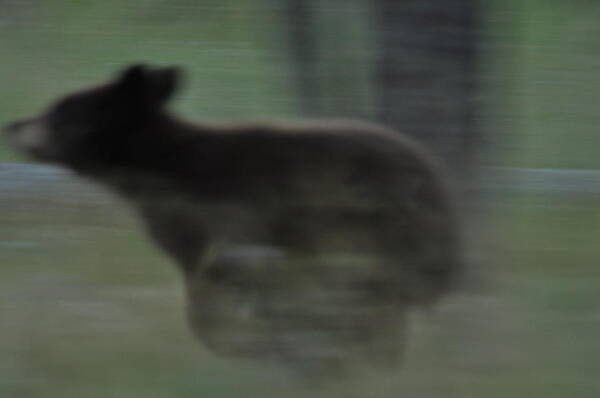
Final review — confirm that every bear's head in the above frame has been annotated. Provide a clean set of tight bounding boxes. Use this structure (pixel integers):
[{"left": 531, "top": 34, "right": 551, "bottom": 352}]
[{"left": 2, "top": 64, "right": 181, "bottom": 170}]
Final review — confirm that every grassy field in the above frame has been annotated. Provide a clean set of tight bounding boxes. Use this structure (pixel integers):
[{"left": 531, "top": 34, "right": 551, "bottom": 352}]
[
  {"left": 1, "top": 182, "right": 600, "bottom": 397},
  {"left": 503, "top": 0, "right": 600, "bottom": 169}
]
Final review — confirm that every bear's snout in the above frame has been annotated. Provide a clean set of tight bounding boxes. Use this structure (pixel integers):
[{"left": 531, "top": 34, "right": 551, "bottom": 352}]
[{"left": 2, "top": 117, "right": 55, "bottom": 161}]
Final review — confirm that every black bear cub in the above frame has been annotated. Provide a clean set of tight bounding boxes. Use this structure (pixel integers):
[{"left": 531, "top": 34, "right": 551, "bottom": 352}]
[{"left": 3, "top": 65, "right": 461, "bottom": 376}]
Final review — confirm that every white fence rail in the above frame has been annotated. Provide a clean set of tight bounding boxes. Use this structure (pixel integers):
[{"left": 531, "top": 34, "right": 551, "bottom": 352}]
[{"left": 1, "top": 163, "right": 600, "bottom": 203}]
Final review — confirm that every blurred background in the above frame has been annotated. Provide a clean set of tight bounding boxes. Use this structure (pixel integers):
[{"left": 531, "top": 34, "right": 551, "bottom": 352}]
[{"left": 1, "top": 0, "right": 600, "bottom": 396}]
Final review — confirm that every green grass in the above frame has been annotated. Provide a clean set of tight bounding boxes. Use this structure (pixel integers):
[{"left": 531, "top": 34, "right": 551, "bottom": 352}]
[
  {"left": 2, "top": 188, "right": 600, "bottom": 396},
  {"left": 491, "top": 0, "right": 600, "bottom": 169}
]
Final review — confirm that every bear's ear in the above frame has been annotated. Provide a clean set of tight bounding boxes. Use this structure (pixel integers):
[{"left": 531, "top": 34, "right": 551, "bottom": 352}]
[
  {"left": 116, "top": 64, "right": 181, "bottom": 108},
  {"left": 145, "top": 66, "right": 181, "bottom": 106},
  {"left": 117, "top": 64, "right": 147, "bottom": 91}
]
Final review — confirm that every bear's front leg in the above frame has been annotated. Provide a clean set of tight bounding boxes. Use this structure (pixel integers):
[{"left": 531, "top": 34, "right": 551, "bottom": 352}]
[{"left": 138, "top": 200, "right": 211, "bottom": 273}]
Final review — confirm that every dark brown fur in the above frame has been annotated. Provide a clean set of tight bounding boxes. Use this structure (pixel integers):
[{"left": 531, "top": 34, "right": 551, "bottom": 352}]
[{"left": 3, "top": 65, "right": 462, "bottom": 375}]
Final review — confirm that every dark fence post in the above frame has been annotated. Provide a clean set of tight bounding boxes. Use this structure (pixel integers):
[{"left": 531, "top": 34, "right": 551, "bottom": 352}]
[
  {"left": 374, "top": 0, "right": 482, "bottom": 180},
  {"left": 284, "top": 0, "right": 321, "bottom": 116}
]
